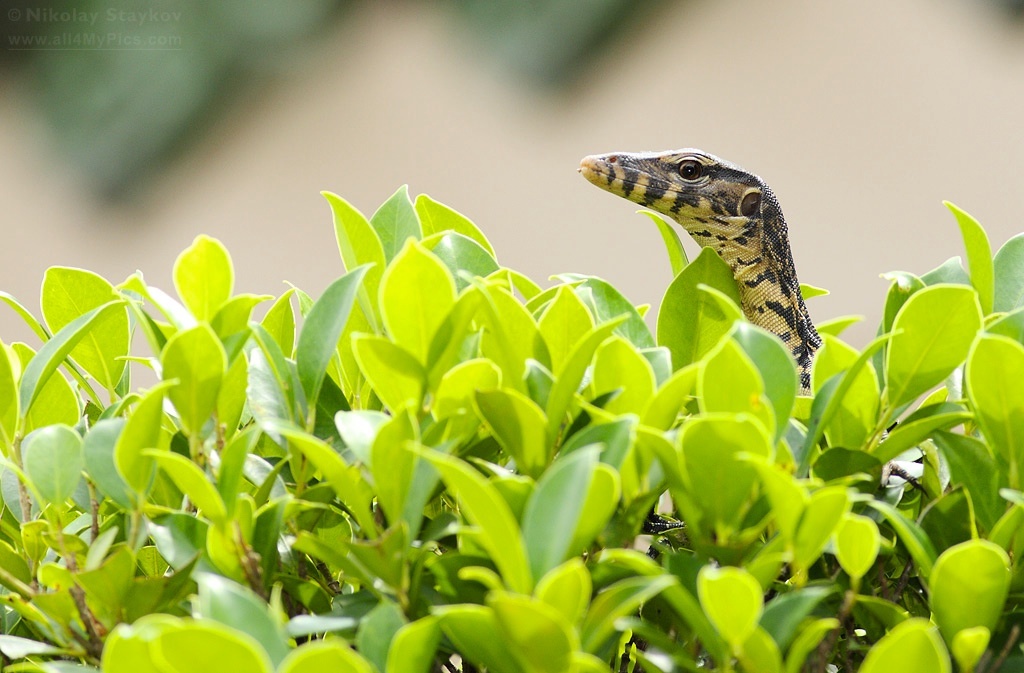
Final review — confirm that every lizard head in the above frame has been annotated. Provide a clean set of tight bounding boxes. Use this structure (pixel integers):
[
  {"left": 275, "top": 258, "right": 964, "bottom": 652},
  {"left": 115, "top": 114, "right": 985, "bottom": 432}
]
[{"left": 578, "top": 149, "right": 775, "bottom": 251}]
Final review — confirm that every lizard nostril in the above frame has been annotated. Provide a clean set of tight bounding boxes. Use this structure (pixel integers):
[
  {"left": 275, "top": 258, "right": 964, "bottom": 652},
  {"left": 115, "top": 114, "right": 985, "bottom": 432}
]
[{"left": 607, "top": 155, "right": 617, "bottom": 164}]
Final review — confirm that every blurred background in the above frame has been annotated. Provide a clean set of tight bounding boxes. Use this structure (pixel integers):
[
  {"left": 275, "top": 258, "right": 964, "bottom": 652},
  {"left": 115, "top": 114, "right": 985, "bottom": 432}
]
[{"left": 3, "top": 0, "right": 1024, "bottom": 349}]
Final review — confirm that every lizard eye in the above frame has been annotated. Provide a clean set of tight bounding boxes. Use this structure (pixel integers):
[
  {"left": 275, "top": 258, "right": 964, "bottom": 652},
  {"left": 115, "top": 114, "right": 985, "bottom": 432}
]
[
  {"left": 678, "top": 160, "right": 702, "bottom": 181},
  {"left": 740, "top": 191, "right": 761, "bottom": 216}
]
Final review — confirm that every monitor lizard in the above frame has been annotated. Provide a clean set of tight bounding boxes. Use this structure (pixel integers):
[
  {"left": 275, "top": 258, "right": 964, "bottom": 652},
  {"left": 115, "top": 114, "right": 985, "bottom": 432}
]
[{"left": 579, "top": 149, "right": 822, "bottom": 391}]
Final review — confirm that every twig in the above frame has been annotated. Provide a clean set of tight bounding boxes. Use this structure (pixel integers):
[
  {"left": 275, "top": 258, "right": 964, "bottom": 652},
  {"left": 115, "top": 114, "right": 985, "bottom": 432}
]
[
  {"left": 986, "top": 624, "right": 1020, "bottom": 673},
  {"left": 815, "top": 590, "right": 856, "bottom": 673},
  {"left": 893, "top": 560, "right": 914, "bottom": 601}
]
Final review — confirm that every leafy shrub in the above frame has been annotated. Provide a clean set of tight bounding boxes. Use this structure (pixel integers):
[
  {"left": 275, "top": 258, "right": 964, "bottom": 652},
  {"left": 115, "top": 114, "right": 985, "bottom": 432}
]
[{"left": 0, "top": 187, "right": 1022, "bottom": 673}]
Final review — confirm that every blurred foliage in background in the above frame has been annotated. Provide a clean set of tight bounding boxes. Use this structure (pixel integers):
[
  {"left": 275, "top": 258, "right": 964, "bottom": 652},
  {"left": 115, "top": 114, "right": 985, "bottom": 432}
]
[{"left": 0, "top": 0, "right": 649, "bottom": 199}]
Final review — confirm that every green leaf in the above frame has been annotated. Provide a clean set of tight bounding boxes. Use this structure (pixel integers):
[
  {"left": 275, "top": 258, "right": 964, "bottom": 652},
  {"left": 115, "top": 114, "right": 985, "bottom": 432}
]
[
  {"left": 680, "top": 414, "right": 772, "bottom": 536},
  {"left": 698, "top": 566, "right": 763, "bottom": 650},
  {"left": 872, "top": 403, "right": 971, "bottom": 464},
  {"left": 196, "top": 574, "right": 289, "bottom": 667},
  {"left": 812, "top": 335, "right": 879, "bottom": 450},
  {"left": 22, "top": 424, "right": 83, "bottom": 507},
  {"left": 700, "top": 339, "right": 775, "bottom": 438},
  {"left": 415, "top": 194, "right": 496, "bottom": 256},
  {"left": 657, "top": 248, "right": 743, "bottom": 371},
  {"left": 737, "top": 626, "right": 783, "bottom": 673},
  {"left": 278, "top": 641, "right": 374, "bottom": 673},
  {"left": 152, "top": 620, "right": 273, "bottom": 673},
  {"left": 538, "top": 286, "right": 594, "bottom": 374},
  {"left": 858, "top": 618, "right": 950, "bottom": 673},
  {"left": 929, "top": 540, "right": 1010, "bottom": 644},
  {"left": 784, "top": 618, "right": 839, "bottom": 673},
  {"left": 575, "top": 277, "right": 654, "bottom": 349},
  {"left": 13, "top": 343, "right": 79, "bottom": 433},
  {"left": 881, "top": 271, "right": 926, "bottom": 335},
  {"left": 922, "top": 257, "right": 970, "bottom": 286},
  {"left": 162, "top": 324, "right": 226, "bottom": 436},
  {"left": 834, "top": 513, "right": 881, "bottom": 583},
  {"left": 19, "top": 301, "right": 123, "bottom": 416},
  {"left": 885, "top": 285, "right": 981, "bottom": 409},
  {"left": 260, "top": 290, "right": 296, "bottom": 357},
  {"left": 424, "top": 232, "right": 500, "bottom": 291},
  {"left": 951, "top": 627, "right": 991, "bottom": 673},
  {"left": 637, "top": 210, "right": 688, "bottom": 276},
  {"left": 945, "top": 202, "right": 994, "bottom": 315},
  {"left": 421, "top": 449, "right": 533, "bottom": 594},
  {"left": 800, "top": 332, "right": 892, "bottom": 476},
  {"left": 149, "top": 452, "right": 227, "bottom": 525},
  {"left": 433, "top": 358, "right": 501, "bottom": 419},
  {"left": 173, "top": 235, "right": 234, "bottom": 322},
  {"left": 386, "top": 617, "right": 441, "bottom": 673},
  {"left": 732, "top": 323, "right": 798, "bottom": 442},
  {"left": 535, "top": 558, "right": 592, "bottom": 628},
  {"left": 295, "top": 265, "right": 369, "bottom": 412},
  {"left": 932, "top": 431, "right": 1002, "bottom": 532},
  {"left": 759, "top": 586, "right": 834, "bottom": 651},
  {"left": 475, "top": 388, "right": 549, "bottom": 478},
  {"left": 816, "top": 315, "right": 863, "bottom": 337},
  {"left": 521, "top": 447, "right": 603, "bottom": 580},
  {"left": 592, "top": 336, "right": 656, "bottom": 416},
  {"left": 0, "top": 343, "right": 20, "bottom": 447},
  {"left": 477, "top": 285, "right": 550, "bottom": 393},
  {"left": 792, "top": 486, "right": 850, "bottom": 577},
  {"left": 435, "top": 605, "right": 522, "bottom": 673},
  {"left": 865, "top": 499, "right": 938, "bottom": 577},
  {"left": 210, "top": 294, "right": 270, "bottom": 340},
  {"left": 370, "top": 185, "right": 422, "bottom": 263},
  {"left": 115, "top": 381, "right": 173, "bottom": 497},
  {"left": 994, "top": 232, "right": 1024, "bottom": 312},
  {"left": 352, "top": 335, "right": 425, "bottom": 413},
  {"left": 354, "top": 598, "right": 405, "bottom": 671},
  {"left": 967, "top": 334, "right": 1024, "bottom": 489},
  {"left": 380, "top": 240, "right": 456, "bottom": 364},
  {"left": 0, "top": 635, "right": 65, "bottom": 659},
  {"left": 270, "top": 422, "right": 376, "bottom": 536},
  {"left": 83, "top": 419, "right": 132, "bottom": 509},
  {"left": 545, "top": 317, "right": 622, "bottom": 437},
  {"left": 581, "top": 575, "right": 676, "bottom": 655},
  {"left": 800, "top": 283, "right": 829, "bottom": 300},
  {"left": 490, "top": 592, "right": 576, "bottom": 673},
  {"left": 40, "top": 267, "right": 128, "bottom": 391}
]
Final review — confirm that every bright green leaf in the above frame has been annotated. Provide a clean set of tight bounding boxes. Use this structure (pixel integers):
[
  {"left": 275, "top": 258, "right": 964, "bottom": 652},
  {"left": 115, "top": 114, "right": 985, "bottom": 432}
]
[
  {"left": 162, "top": 324, "right": 226, "bottom": 436},
  {"left": 637, "top": 210, "right": 688, "bottom": 276},
  {"left": 698, "top": 566, "right": 764, "bottom": 650},
  {"left": 415, "top": 194, "right": 495, "bottom": 256},
  {"left": 885, "top": 285, "right": 981, "bottom": 408},
  {"left": 278, "top": 640, "right": 374, "bottom": 673},
  {"left": 967, "top": 334, "right": 1024, "bottom": 489},
  {"left": 946, "top": 201, "right": 994, "bottom": 315},
  {"left": 173, "top": 235, "right": 234, "bottom": 322},
  {"left": 834, "top": 513, "right": 880, "bottom": 584},
  {"left": 657, "top": 248, "right": 743, "bottom": 371},
  {"left": 929, "top": 540, "right": 1010, "bottom": 644},
  {"left": 380, "top": 241, "right": 456, "bottom": 364},
  {"left": 858, "top": 618, "right": 950, "bottom": 673},
  {"left": 40, "top": 267, "right": 128, "bottom": 391},
  {"left": 421, "top": 449, "right": 532, "bottom": 594}
]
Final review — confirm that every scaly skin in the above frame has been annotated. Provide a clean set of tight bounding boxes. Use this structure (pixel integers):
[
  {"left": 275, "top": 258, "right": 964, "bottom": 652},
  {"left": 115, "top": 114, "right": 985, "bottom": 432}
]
[{"left": 579, "top": 149, "right": 820, "bottom": 390}]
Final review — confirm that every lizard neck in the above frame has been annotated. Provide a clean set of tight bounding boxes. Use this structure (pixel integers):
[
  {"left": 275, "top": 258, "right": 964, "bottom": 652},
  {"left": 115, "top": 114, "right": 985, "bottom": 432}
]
[{"left": 683, "top": 195, "right": 820, "bottom": 391}]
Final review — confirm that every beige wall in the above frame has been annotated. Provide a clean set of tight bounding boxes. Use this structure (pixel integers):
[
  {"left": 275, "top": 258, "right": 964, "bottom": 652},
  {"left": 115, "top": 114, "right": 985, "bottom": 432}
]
[{"left": 3, "top": 0, "right": 1024, "bottom": 350}]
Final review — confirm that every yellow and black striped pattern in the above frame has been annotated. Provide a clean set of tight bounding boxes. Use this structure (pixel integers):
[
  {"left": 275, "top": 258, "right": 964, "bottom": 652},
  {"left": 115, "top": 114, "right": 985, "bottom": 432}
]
[{"left": 579, "top": 149, "right": 821, "bottom": 390}]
